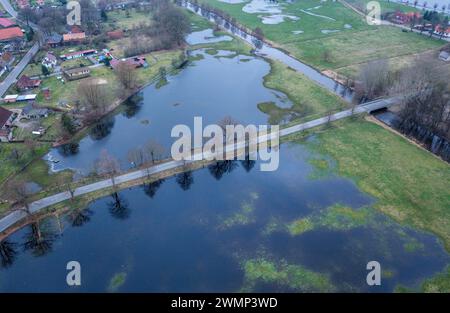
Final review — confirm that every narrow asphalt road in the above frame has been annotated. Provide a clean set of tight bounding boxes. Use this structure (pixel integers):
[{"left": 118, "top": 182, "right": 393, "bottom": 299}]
[
  {"left": 0, "top": 0, "right": 40, "bottom": 97},
  {"left": 0, "top": 96, "right": 397, "bottom": 233}
]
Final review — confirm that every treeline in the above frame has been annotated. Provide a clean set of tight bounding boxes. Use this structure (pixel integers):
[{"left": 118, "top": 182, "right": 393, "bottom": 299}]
[
  {"left": 354, "top": 53, "right": 450, "bottom": 160},
  {"left": 177, "top": 0, "right": 265, "bottom": 46},
  {"left": 125, "top": 0, "right": 190, "bottom": 56}
]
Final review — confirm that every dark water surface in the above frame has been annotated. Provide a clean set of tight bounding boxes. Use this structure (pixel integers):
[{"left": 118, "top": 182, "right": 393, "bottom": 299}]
[
  {"left": 45, "top": 49, "right": 292, "bottom": 172},
  {"left": 1, "top": 142, "right": 448, "bottom": 292}
]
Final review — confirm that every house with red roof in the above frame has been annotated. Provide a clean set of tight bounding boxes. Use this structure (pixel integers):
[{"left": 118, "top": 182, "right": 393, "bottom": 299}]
[
  {"left": 16, "top": 75, "right": 41, "bottom": 91},
  {"left": 434, "top": 25, "right": 450, "bottom": 38},
  {"left": 0, "top": 106, "right": 13, "bottom": 130},
  {"left": 0, "top": 27, "right": 24, "bottom": 42},
  {"left": 391, "top": 11, "right": 421, "bottom": 25},
  {"left": 60, "top": 49, "right": 97, "bottom": 60},
  {"left": 63, "top": 32, "right": 86, "bottom": 44},
  {"left": 110, "top": 56, "right": 148, "bottom": 70},
  {"left": 0, "top": 18, "right": 15, "bottom": 28},
  {"left": 107, "top": 30, "right": 124, "bottom": 40}
]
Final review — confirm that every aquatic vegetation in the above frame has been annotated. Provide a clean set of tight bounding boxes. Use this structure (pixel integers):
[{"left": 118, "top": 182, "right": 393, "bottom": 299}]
[
  {"left": 220, "top": 201, "right": 256, "bottom": 229},
  {"left": 219, "top": 192, "right": 259, "bottom": 230},
  {"left": 241, "top": 258, "right": 334, "bottom": 292},
  {"left": 262, "top": 217, "right": 283, "bottom": 236},
  {"left": 287, "top": 205, "right": 374, "bottom": 236},
  {"left": 308, "top": 157, "right": 332, "bottom": 179},
  {"left": 403, "top": 240, "right": 425, "bottom": 253},
  {"left": 107, "top": 272, "right": 127, "bottom": 292},
  {"left": 287, "top": 217, "right": 314, "bottom": 236},
  {"left": 421, "top": 266, "right": 450, "bottom": 293},
  {"left": 305, "top": 119, "right": 450, "bottom": 251}
]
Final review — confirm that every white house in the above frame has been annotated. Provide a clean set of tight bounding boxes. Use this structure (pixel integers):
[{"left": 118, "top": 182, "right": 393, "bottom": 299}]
[{"left": 42, "top": 52, "right": 58, "bottom": 69}]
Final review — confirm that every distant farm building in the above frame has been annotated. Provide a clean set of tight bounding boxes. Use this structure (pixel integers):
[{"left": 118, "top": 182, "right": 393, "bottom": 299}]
[
  {"left": 0, "top": 105, "right": 13, "bottom": 129},
  {"left": 42, "top": 52, "right": 58, "bottom": 69},
  {"left": 0, "top": 18, "right": 15, "bottom": 28},
  {"left": 0, "top": 105, "right": 13, "bottom": 141},
  {"left": 107, "top": 30, "right": 124, "bottom": 40},
  {"left": 60, "top": 49, "right": 97, "bottom": 60},
  {"left": 22, "top": 103, "right": 50, "bottom": 119},
  {"left": 0, "top": 27, "right": 24, "bottom": 42},
  {"left": 110, "top": 56, "right": 148, "bottom": 70},
  {"left": 63, "top": 32, "right": 86, "bottom": 44},
  {"left": 63, "top": 67, "right": 91, "bottom": 81},
  {"left": 45, "top": 33, "right": 62, "bottom": 48},
  {"left": 16, "top": 75, "right": 41, "bottom": 91}
]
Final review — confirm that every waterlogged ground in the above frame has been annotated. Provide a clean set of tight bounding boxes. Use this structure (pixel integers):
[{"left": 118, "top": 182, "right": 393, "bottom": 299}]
[
  {"left": 45, "top": 48, "right": 292, "bottom": 172},
  {"left": 1, "top": 141, "right": 448, "bottom": 292}
]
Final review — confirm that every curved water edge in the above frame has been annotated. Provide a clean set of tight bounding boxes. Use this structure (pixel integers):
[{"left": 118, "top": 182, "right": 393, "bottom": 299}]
[
  {"left": 44, "top": 48, "right": 294, "bottom": 173},
  {"left": 180, "top": 0, "right": 354, "bottom": 102},
  {"left": 1, "top": 141, "right": 449, "bottom": 292}
]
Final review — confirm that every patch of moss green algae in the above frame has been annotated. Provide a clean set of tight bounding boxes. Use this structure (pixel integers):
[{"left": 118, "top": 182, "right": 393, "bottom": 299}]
[
  {"left": 287, "top": 205, "right": 374, "bottom": 236},
  {"left": 241, "top": 258, "right": 335, "bottom": 292}
]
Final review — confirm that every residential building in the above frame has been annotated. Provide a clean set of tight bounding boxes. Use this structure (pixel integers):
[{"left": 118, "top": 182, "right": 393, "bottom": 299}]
[
  {"left": 110, "top": 56, "right": 148, "bottom": 70},
  {"left": 42, "top": 52, "right": 58, "bottom": 69},
  {"left": 60, "top": 49, "right": 97, "bottom": 60},
  {"left": 22, "top": 103, "right": 50, "bottom": 119},
  {"left": 63, "top": 67, "right": 91, "bottom": 81},
  {"left": 45, "top": 33, "right": 63, "bottom": 48},
  {"left": 63, "top": 32, "right": 86, "bottom": 44},
  {"left": 0, "top": 106, "right": 13, "bottom": 129},
  {"left": 16, "top": 75, "right": 42, "bottom": 90},
  {"left": 0, "top": 18, "right": 15, "bottom": 28},
  {"left": 0, "top": 27, "right": 24, "bottom": 42},
  {"left": 107, "top": 30, "right": 125, "bottom": 40}
]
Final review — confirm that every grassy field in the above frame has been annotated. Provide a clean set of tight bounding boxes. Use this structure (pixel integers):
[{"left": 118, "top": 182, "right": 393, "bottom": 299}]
[
  {"left": 260, "top": 60, "right": 348, "bottom": 124},
  {"left": 107, "top": 9, "right": 151, "bottom": 30},
  {"left": 198, "top": 0, "right": 446, "bottom": 76},
  {"left": 303, "top": 117, "right": 450, "bottom": 252}
]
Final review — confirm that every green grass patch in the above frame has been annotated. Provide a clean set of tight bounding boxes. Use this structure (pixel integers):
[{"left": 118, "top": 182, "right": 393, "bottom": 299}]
[
  {"left": 260, "top": 60, "right": 348, "bottom": 124},
  {"left": 107, "top": 272, "right": 127, "bottom": 292},
  {"left": 241, "top": 258, "right": 334, "bottom": 292},
  {"left": 421, "top": 266, "right": 450, "bottom": 293},
  {"left": 304, "top": 118, "right": 450, "bottom": 251},
  {"left": 198, "top": 0, "right": 445, "bottom": 77},
  {"left": 287, "top": 204, "right": 373, "bottom": 236}
]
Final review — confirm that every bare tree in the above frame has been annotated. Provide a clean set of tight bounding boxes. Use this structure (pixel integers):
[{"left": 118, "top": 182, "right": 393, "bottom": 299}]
[
  {"left": 95, "top": 150, "right": 121, "bottom": 187},
  {"left": 144, "top": 140, "right": 165, "bottom": 164},
  {"left": 127, "top": 146, "right": 146, "bottom": 167},
  {"left": 355, "top": 59, "right": 392, "bottom": 102},
  {"left": 5, "top": 180, "right": 32, "bottom": 213},
  {"left": 77, "top": 79, "right": 109, "bottom": 119},
  {"left": 57, "top": 175, "right": 76, "bottom": 201},
  {"left": 114, "top": 61, "right": 138, "bottom": 91}
]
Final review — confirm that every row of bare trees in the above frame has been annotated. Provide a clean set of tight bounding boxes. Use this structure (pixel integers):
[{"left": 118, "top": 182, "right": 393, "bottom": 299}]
[{"left": 355, "top": 54, "right": 450, "bottom": 141}]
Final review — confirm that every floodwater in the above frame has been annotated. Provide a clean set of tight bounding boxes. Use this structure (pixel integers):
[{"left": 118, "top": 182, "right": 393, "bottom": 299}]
[
  {"left": 45, "top": 47, "right": 292, "bottom": 172},
  {"left": 1, "top": 142, "right": 448, "bottom": 292}
]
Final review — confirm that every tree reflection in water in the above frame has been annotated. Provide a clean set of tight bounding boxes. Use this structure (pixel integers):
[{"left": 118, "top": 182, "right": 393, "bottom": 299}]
[
  {"left": 67, "top": 207, "right": 94, "bottom": 227},
  {"left": 22, "top": 221, "right": 58, "bottom": 257},
  {"left": 143, "top": 179, "right": 165, "bottom": 198},
  {"left": 208, "top": 160, "right": 238, "bottom": 180},
  {"left": 0, "top": 240, "right": 18, "bottom": 268},
  {"left": 176, "top": 171, "right": 194, "bottom": 191},
  {"left": 107, "top": 192, "right": 130, "bottom": 220}
]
